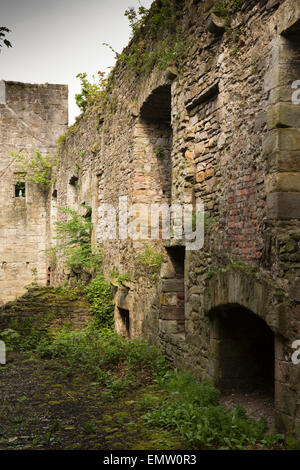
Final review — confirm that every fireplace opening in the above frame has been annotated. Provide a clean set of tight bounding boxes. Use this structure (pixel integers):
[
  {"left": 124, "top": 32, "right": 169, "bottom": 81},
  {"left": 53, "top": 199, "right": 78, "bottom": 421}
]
[
  {"left": 210, "top": 304, "right": 275, "bottom": 426},
  {"left": 211, "top": 305, "right": 274, "bottom": 394}
]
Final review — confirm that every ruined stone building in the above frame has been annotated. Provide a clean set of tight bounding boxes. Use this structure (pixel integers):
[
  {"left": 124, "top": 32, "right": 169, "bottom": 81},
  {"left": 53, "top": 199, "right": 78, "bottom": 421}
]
[
  {"left": 0, "top": 0, "right": 300, "bottom": 434},
  {"left": 0, "top": 81, "right": 68, "bottom": 303}
]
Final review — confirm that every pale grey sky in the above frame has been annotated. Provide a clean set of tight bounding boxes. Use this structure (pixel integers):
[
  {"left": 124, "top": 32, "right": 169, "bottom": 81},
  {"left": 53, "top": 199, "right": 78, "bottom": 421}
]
[{"left": 0, "top": 0, "right": 153, "bottom": 124}]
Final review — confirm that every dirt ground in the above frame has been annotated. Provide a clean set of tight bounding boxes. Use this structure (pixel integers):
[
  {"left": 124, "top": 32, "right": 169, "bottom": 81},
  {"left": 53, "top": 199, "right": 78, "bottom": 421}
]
[
  {"left": 220, "top": 390, "right": 275, "bottom": 429},
  {"left": 0, "top": 352, "right": 183, "bottom": 450}
]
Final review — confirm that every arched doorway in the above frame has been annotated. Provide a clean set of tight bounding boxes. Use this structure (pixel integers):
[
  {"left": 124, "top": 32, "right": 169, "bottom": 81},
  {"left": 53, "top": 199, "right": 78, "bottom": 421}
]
[
  {"left": 204, "top": 268, "right": 296, "bottom": 432},
  {"left": 210, "top": 304, "right": 274, "bottom": 393},
  {"left": 209, "top": 304, "right": 275, "bottom": 426}
]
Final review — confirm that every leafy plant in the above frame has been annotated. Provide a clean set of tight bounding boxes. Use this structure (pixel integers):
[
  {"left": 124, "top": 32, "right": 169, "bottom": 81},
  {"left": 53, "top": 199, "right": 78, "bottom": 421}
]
[
  {"left": 119, "top": 0, "right": 186, "bottom": 77},
  {"left": 85, "top": 273, "right": 114, "bottom": 328},
  {"left": 145, "top": 371, "right": 283, "bottom": 450},
  {"left": 81, "top": 420, "right": 96, "bottom": 435},
  {"left": 10, "top": 149, "right": 58, "bottom": 191},
  {"left": 154, "top": 147, "right": 164, "bottom": 158},
  {"left": 0, "top": 27, "right": 12, "bottom": 51},
  {"left": 251, "top": 56, "right": 259, "bottom": 74},
  {"left": 75, "top": 71, "right": 108, "bottom": 112},
  {"left": 47, "top": 206, "right": 98, "bottom": 273},
  {"left": 0, "top": 316, "right": 53, "bottom": 352},
  {"left": 56, "top": 134, "right": 66, "bottom": 149},
  {"left": 231, "top": 0, "right": 243, "bottom": 12},
  {"left": 139, "top": 245, "right": 163, "bottom": 270},
  {"left": 110, "top": 269, "right": 131, "bottom": 285},
  {"left": 124, "top": 5, "right": 150, "bottom": 38},
  {"left": 36, "top": 327, "right": 167, "bottom": 397}
]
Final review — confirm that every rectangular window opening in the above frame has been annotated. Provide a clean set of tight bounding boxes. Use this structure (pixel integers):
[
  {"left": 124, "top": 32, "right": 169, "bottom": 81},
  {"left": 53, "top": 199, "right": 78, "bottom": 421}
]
[
  {"left": 118, "top": 308, "right": 130, "bottom": 338},
  {"left": 15, "top": 182, "right": 25, "bottom": 198}
]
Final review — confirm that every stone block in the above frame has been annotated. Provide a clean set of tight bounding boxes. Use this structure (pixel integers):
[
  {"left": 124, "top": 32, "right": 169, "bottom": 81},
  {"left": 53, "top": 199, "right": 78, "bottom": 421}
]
[
  {"left": 185, "top": 81, "right": 219, "bottom": 112},
  {"left": 275, "top": 381, "right": 296, "bottom": 416},
  {"left": 161, "top": 279, "right": 185, "bottom": 292},
  {"left": 207, "top": 13, "right": 226, "bottom": 36},
  {"left": 160, "top": 306, "right": 185, "bottom": 320},
  {"left": 159, "top": 319, "right": 178, "bottom": 334},
  {"left": 267, "top": 151, "right": 300, "bottom": 172},
  {"left": 264, "top": 65, "right": 300, "bottom": 93},
  {"left": 160, "top": 259, "right": 176, "bottom": 279},
  {"left": 267, "top": 103, "right": 300, "bottom": 129},
  {"left": 266, "top": 172, "right": 300, "bottom": 193},
  {"left": 116, "top": 287, "right": 130, "bottom": 310},
  {"left": 290, "top": 283, "right": 300, "bottom": 302},
  {"left": 194, "top": 142, "right": 205, "bottom": 157},
  {"left": 275, "top": 359, "right": 291, "bottom": 384},
  {"left": 160, "top": 292, "right": 178, "bottom": 306},
  {"left": 263, "top": 129, "right": 300, "bottom": 154},
  {"left": 275, "top": 409, "right": 294, "bottom": 433},
  {"left": 185, "top": 333, "right": 202, "bottom": 348},
  {"left": 268, "top": 86, "right": 294, "bottom": 105},
  {"left": 195, "top": 171, "right": 205, "bottom": 183},
  {"left": 189, "top": 293, "right": 200, "bottom": 311},
  {"left": 267, "top": 192, "right": 300, "bottom": 219}
]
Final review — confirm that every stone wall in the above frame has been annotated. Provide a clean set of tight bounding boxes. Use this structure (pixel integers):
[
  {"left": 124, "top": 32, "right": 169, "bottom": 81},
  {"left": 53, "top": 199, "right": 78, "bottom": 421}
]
[
  {"left": 52, "top": 0, "right": 299, "bottom": 434},
  {"left": 0, "top": 81, "right": 68, "bottom": 304}
]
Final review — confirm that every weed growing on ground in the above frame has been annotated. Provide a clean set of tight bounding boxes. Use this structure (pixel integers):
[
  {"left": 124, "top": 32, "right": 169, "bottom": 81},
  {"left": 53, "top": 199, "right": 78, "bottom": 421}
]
[{"left": 145, "top": 370, "right": 284, "bottom": 450}]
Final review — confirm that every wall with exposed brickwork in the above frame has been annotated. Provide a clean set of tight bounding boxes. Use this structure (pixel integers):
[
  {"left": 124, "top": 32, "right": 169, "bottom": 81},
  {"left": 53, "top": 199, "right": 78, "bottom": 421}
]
[{"left": 49, "top": 0, "right": 300, "bottom": 434}]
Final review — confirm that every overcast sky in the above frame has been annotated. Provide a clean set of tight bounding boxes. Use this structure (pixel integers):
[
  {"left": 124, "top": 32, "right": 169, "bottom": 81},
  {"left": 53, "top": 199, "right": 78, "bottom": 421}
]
[{"left": 1, "top": 0, "right": 153, "bottom": 124}]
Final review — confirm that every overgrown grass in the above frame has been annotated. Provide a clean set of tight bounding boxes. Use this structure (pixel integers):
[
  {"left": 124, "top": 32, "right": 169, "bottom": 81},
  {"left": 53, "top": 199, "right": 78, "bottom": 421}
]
[
  {"left": 1, "top": 315, "right": 54, "bottom": 352},
  {"left": 1, "top": 312, "right": 168, "bottom": 398},
  {"left": 0, "top": 286, "right": 289, "bottom": 450},
  {"left": 38, "top": 328, "right": 168, "bottom": 397},
  {"left": 144, "top": 371, "right": 284, "bottom": 450}
]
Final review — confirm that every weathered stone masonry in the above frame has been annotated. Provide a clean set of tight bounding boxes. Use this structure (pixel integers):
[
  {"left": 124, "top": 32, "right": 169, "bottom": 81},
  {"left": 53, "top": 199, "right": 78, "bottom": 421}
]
[
  {"left": 0, "top": 81, "right": 68, "bottom": 304},
  {"left": 1, "top": 0, "right": 300, "bottom": 435},
  {"left": 53, "top": 0, "right": 300, "bottom": 434}
]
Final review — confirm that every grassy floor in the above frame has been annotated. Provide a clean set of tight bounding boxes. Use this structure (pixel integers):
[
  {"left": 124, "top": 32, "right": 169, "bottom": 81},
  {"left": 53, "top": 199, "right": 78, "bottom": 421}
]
[
  {"left": 0, "top": 352, "right": 182, "bottom": 450},
  {"left": 0, "top": 287, "right": 295, "bottom": 450}
]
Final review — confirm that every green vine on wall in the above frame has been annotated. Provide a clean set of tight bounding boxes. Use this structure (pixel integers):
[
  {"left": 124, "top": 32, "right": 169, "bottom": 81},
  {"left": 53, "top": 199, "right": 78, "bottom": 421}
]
[
  {"left": 47, "top": 206, "right": 101, "bottom": 274},
  {"left": 10, "top": 149, "right": 59, "bottom": 191}
]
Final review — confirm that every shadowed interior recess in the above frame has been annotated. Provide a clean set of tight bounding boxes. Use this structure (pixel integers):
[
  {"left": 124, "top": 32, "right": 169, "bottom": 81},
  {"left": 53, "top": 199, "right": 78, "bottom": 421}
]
[{"left": 211, "top": 305, "right": 274, "bottom": 395}]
